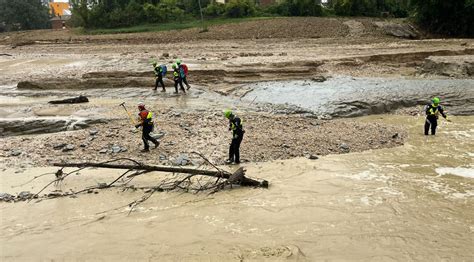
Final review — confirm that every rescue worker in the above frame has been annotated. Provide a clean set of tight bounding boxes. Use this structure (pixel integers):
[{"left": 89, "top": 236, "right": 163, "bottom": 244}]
[
  {"left": 135, "top": 103, "right": 159, "bottom": 152},
  {"left": 176, "top": 59, "right": 191, "bottom": 90},
  {"left": 424, "top": 97, "right": 450, "bottom": 135},
  {"left": 152, "top": 62, "right": 165, "bottom": 92},
  {"left": 224, "top": 109, "right": 244, "bottom": 164},
  {"left": 172, "top": 64, "right": 185, "bottom": 94}
]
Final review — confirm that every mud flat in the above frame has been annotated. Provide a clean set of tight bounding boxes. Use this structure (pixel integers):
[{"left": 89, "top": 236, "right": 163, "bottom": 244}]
[
  {"left": 242, "top": 76, "right": 474, "bottom": 117},
  {"left": 0, "top": 117, "right": 106, "bottom": 137}
]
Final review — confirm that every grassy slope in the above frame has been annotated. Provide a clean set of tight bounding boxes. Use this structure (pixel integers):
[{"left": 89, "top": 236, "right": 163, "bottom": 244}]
[{"left": 82, "top": 17, "right": 275, "bottom": 35}]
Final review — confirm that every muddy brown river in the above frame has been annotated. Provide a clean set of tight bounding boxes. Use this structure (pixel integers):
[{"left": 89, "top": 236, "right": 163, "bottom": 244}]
[{"left": 1, "top": 115, "right": 472, "bottom": 261}]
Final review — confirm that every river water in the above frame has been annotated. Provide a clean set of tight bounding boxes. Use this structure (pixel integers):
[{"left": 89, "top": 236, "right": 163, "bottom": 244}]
[{"left": 1, "top": 115, "right": 472, "bottom": 261}]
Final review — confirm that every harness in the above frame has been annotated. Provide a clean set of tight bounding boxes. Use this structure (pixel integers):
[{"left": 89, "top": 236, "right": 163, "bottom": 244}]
[
  {"left": 427, "top": 104, "right": 441, "bottom": 116},
  {"left": 230, "top": 117, "right": 244, "bottom": 131},
  {"left": 139, "top": 110, "right": 154, "bottom": 125}
]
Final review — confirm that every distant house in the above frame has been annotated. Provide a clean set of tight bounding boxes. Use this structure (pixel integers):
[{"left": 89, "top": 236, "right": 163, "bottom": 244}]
[
  {"left": 49, "top": 2, "right": 71, "bottom": 16},
  {"left": 50, "top": 15, "right": 71, "bottom": 30}
]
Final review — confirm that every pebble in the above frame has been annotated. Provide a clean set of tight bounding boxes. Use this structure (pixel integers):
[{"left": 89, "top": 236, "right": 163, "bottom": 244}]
[
  {"left": 339, "top": 143, "right": 350, "bottom": 152},
  {"left": 89, "top": 129, "right": 99, "bottom": 136},
  {"left": 53, "top": 143, "right": 67, "bottom": 150},
  {"left": 18, "top": 191, "right": 34, "bottom": 201},
  {"left": 111, "top": 145, "right": 122, "bottom": 153},
  {"left": 174, "top": 154, "right": 190, "bottom": 166},
  {"left": 9, "top": 150, "right": 22, "bottom": 157},
  {"left": 62, "top": 144, "right": 75, "bottom": 152},
  {"left": 0, "top": 192, "right": 15, "bottom": 202}
]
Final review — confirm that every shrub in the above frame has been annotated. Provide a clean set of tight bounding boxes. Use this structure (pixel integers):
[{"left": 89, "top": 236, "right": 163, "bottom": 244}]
[
  {"left": 204, "top": 2, "right": 226, "bottom": 17},
  {"left": 225, "top": 0, "right": 256, "bottom": 18}
]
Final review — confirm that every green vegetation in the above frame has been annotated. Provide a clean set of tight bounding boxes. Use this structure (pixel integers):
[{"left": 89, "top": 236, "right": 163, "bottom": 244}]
[
  {"left": 0, "top": 0, "right": 51, "bottom": 32},
  {"left": 0, "top": 0, "right": 470, "bottom": 37},
  {"left": 410, "top": 0, "right": 473, "bottom": 37}
]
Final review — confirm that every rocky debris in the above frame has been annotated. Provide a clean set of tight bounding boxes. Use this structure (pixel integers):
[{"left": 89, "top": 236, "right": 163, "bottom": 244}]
[
  {"left": 97, "top": 183, "right": 108, "bottom": 189},
  {"left": 0, "top": 192, "right": 15, "bottom": 202},
  {"left": 8, "top": 150, "right": 22, "bottom": 157},
  {"left": 89, "top": 129, "right": 99, "bottom": 136},
  {"left": 374, "top": 21, "right": 419, "bottom": 39},
  {"left": 0, "top": 112, "right": 407, "bottom": 168},
  {"left": 421, "top": 55, "right": 474, "bottom": 77},
  {"left": 53, "top": 143, "right": 67, "bottom": 150},
  {"left": 307, "top": 154, "right": 319, "bottom": 160},
  {"left": 62, "top": 144, "right": 75, "bottom": 152},
  {"left": 98, "top": 144, "right": 127, "bottom": 154},
  {"left": 339, "top": 143, "right": 350, "bottom": 153},
  {"left": 151, "top": 132, "right": 165, "bottom": 140},
  {"left": 48, "top": 95, "right": 89, "bottom": 104},
  {"left": 99, "top": 149, "right": 108, "bottom": 154},
  {"left": 311, "top": 76, "right": 327, "bottom": 82},
  {"left": 17, "top": 191, "right": 34, "bottom": 201},
  {"left": 111, "top": 144, "right": 127, "bottom": 153},
  {"left": 174, "top": 154, "right": 191, "bottom": 166}
]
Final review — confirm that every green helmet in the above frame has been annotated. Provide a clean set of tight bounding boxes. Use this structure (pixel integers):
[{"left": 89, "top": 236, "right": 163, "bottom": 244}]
[
  {"left": 176, "top": 59, "right": 181, "bottom": 65},
  {"left": 223, "top": 109, "right": 232, "bottom": 119},
  {"left": 172, "top": 64, "right": 177, "bottom": 69},
  {"left": 432, "top": 97, "right": 440, "bottom": 105}
]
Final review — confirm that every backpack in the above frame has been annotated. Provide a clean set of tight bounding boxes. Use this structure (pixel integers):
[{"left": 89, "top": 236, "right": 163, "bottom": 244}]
[
  {"left": 160, "top": 64, "right": 167, "bottom": 76},
  {"left": 181, "top": 64, "right": 188, "bottom": 76}
]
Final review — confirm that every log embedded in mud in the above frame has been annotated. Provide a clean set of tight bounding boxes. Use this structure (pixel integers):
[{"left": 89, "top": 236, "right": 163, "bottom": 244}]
[
  {"left": 53, "top": 162, "right": 269, "bottom": 188},
  {"left": 48, "top": 95, "right": 89, "bottom": 104}
]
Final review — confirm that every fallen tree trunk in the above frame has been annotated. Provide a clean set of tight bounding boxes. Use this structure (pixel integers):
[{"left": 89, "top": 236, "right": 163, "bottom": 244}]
[
  {"left": 53, "top": 162, "right": 269, "bottom": 188},
  {"left": 49, "top": 95, "right": 89, "bottom": 104}
]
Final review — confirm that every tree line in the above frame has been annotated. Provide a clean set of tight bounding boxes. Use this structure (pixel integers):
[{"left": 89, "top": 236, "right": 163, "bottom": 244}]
[{"left": 0, "top": 0, "right": 472, "bottom": 37}]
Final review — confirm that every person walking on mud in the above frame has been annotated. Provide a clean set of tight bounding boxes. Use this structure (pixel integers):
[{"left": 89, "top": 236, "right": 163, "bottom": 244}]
[
  {"left": 135, "top": 103, "right": 159, "bottom": 152},
  {"left": 152, "top": 62, "right": 166, "bottom": 92},
  {"left": 176, "top": 59, "right": 191, "bottom": 90},
  {"left": 172, "top": 64, "right": 185, "bottom": 94},
  {"left": 224, "top": 109, "right": 244, "bottom": 164},
  {"left": 424, "top": 97, "right": 450, "bottom": 135}
]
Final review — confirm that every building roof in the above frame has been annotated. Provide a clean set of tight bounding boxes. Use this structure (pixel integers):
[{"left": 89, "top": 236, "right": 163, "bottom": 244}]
[{"left": 50, "top": 15, "right": 71, "bottom": 21}]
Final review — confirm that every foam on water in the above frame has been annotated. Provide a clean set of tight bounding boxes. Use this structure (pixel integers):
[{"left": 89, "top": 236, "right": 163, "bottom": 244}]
[{"left": 435, "top": 167, "right": 474, "bottom": 179}]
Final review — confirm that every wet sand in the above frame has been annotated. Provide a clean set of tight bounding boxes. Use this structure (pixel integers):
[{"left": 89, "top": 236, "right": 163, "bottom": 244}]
[{"left": 1, "top": 115, "right": 473, "bottom": 261}]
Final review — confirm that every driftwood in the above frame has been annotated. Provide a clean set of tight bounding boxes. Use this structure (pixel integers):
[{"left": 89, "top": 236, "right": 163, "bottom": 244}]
[
  {"left": 48, "top": 95, "right": 89, "bottom": 104},
  {"left": 53, "top": 162, "right": 268, "bottom": 188},
  {"left": 13, "top": 157, "right": 268, "bottom": 214}
]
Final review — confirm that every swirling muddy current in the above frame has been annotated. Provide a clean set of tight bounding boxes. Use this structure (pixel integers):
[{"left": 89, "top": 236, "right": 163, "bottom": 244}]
[{"left": 1, "top": 115, "right": 472, "bottom": 261}]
